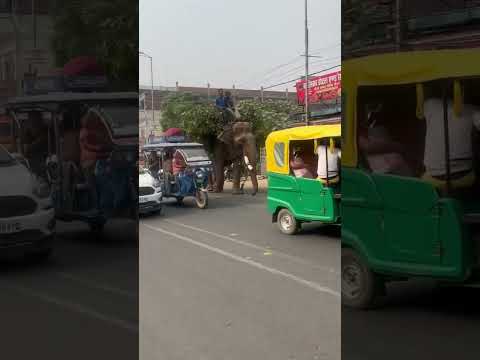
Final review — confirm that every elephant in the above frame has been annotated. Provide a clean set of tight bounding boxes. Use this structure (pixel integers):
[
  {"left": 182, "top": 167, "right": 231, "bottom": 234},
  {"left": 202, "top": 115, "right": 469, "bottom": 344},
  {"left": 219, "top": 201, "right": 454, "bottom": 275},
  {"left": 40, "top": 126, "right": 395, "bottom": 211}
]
[{"left": 213, "top": 121, "right": 258, "bottom": 195}]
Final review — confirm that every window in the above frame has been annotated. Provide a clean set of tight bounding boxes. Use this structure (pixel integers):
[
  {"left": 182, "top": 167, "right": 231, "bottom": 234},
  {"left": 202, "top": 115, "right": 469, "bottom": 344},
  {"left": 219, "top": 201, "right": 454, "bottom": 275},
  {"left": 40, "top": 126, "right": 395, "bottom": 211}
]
[{"left": 273, "top": 142, "right": 285, "bottom": 167}]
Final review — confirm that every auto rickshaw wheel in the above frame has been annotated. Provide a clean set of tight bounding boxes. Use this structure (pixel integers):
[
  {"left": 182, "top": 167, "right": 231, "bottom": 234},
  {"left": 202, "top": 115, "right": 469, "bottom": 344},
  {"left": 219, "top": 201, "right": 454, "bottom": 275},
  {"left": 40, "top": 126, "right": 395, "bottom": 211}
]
[
  {"left": 89, "top": 221, "right": 105, "bottom": 236},
  {"left": 195, "top": 190, "right": 208, "bottom": 209},
  {"left": 277, "top": 209, "right": 299, "bottom": 235},
  {"left": 341, "top": 248, "right": 384, "bottom": 309}
]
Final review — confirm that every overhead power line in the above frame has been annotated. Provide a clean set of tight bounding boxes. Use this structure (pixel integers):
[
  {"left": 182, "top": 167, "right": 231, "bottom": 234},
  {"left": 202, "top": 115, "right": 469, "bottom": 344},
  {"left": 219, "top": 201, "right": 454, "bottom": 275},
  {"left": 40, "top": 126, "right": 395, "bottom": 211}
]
[
  {"left": 261, "top": 57, "right": 340, "bottom": 87},
  {"left": 262, "top": 64, "right": 340, "bottom": 90}
]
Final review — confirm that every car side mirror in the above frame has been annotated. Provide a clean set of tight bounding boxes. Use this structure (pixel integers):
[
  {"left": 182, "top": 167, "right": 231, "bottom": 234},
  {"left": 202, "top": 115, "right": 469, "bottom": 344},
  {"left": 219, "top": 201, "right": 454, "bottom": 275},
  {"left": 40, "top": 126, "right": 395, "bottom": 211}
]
[{"left": 11, "top": 153, "right": 29, "bottom": 169}]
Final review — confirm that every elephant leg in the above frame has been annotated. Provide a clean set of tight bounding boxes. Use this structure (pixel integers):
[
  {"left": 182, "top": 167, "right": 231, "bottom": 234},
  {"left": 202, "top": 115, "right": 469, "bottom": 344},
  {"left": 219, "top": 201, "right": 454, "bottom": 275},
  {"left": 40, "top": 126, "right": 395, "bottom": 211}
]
[
  {"left": 232, "top": 160, "right": 243, "bottom": 195},
  {"left": 214, "top": 160, "right": 225, "bottom": 193}
]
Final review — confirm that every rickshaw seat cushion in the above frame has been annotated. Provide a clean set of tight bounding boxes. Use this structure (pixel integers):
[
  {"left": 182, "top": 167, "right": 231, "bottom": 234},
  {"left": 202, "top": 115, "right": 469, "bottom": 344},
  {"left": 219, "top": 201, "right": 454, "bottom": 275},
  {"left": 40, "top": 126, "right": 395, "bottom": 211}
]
[
  {"left": 421, "top": 171, "right": 475, "bottom": 190},
  {"left": 318, "top": 176, "right": 340, "bottom": 185}
]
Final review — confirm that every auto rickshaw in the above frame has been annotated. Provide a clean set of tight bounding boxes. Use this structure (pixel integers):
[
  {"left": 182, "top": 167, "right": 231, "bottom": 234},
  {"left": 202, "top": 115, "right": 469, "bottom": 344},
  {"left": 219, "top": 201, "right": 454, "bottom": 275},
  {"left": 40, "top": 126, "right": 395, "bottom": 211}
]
[
  {"left": 342, "top": 49, "right": 480, "bottom": 309},
  {"left": 143, "top": 141, "right": 212, "bottom": 209},
  {"left": 5, "top": 91, "right": 139, "bottom": 233},
  {"left": 266, "top": 120, "right": 341, "bottom": 234}
]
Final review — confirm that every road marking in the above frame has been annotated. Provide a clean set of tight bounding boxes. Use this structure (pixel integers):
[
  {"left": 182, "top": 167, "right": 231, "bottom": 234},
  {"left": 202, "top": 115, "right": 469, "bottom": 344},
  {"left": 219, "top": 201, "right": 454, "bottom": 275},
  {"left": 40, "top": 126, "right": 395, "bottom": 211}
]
[
  {"left": 142, "top": 223, "right": 340, "bottom": 298},
  {"left": 162, "top": 219, "right": 338, "bottom": 275},
  {"left": 54, "top": 272, "right": 137, "bottom": 300},
  {"left": 3, "top": 283, "right": 138, "bottom": 333}
]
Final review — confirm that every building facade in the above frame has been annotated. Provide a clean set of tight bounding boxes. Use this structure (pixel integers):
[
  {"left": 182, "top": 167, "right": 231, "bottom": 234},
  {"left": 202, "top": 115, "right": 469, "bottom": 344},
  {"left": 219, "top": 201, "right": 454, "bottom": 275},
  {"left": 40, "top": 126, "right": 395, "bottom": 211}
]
[
  {"left": 343, "top": 0, "right": 480, "bottom": 59},
  {"left": 0, "top": 0, "right": 55, "bottom": 103}
]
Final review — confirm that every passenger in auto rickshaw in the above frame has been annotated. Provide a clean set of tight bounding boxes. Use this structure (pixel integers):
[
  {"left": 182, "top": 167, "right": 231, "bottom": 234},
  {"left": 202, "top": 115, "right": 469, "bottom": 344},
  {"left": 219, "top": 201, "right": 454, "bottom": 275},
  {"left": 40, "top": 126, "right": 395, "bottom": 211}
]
[
  {"left": 290, "top": 145, "right": 315, "bottom": 178},
  {"left": 358, "top": 104, "right": 414, "bottom": 177},
  {"left": 316, "top": 137, "right": 341, "bottom": 184},
  {"left": 421, "top": 82, "right": 480, "bottom": 191}
]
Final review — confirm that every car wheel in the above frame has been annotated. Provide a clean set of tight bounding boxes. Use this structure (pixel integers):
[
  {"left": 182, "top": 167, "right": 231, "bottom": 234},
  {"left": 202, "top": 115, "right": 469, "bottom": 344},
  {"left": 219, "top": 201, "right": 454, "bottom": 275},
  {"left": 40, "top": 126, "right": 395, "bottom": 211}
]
[
  {"left": 277, "top": 209, "right": 299, "bottom": 235},
  {"left": 341, "top": 248, "right": 385, "bottom": 309}
]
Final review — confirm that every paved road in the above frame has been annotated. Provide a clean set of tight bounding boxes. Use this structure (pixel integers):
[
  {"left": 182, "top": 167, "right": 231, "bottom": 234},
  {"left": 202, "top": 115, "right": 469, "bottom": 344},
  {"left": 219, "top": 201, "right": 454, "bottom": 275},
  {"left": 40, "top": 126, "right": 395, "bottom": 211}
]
[
  {"left": 140, "top": 192, "right": 340, "bottom": 360},
  {"left": 343, "top": 280, "right": 480, "bottom": 360},
  {"left": 0, "top": 220, "right": 138, "bottom": 360}
]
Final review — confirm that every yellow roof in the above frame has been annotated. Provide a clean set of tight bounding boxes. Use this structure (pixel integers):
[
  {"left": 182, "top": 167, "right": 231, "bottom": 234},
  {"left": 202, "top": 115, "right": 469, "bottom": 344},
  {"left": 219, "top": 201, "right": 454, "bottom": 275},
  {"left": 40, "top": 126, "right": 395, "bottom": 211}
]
[
  {"left": 266, "top": 123, "right": 341, "bottom": 144},
  {"left": 265, "top": 124, "right": 341, "bottom": 175},
  {"left": 343, "top": 48, "right": 480, "bottom": 87}
]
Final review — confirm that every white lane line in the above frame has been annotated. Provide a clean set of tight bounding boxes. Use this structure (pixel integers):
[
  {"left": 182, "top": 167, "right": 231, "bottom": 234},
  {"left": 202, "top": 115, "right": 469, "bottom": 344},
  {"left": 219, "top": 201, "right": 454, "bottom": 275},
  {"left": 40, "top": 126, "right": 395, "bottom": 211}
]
[
  {"left": 54, "top": 272, "right": 137, "bottom": 300},
  {"left": 162, "top": 219, "right": 338, "bottom": 275},
  {"left": 4, "top": 283, "right": 138, "bottom": 333},
  {"left": 142, "top": 223, "right": 340, "bottom": 298}
]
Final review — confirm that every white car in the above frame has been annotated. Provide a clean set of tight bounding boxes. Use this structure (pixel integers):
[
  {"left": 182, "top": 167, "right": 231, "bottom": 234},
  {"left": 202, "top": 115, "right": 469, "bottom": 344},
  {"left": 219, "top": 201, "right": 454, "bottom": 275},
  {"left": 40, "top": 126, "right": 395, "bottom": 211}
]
[
  {"left": 139, "top": 168, "right": 163, "bottom": 215},
  {"left": 0, "top": 146, "right": 55, "bottom": 260}
]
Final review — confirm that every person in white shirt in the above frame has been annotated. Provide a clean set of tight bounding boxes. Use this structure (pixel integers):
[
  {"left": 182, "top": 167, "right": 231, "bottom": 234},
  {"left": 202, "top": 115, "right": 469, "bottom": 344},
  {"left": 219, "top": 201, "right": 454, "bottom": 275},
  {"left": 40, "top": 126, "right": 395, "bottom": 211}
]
[
  {"left": 317, "top": 140, "right": 341, "bottom": 182},
  {"left": 423, "top": 96, "right": 480, "bottom": 184}
]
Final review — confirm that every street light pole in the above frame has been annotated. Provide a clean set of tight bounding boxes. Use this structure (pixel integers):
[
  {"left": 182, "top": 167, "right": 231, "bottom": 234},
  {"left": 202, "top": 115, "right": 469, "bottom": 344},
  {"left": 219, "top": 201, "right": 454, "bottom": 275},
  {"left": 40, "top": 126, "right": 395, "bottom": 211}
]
[
  {"left": 139, "top": 51, "right": 155, "bottom": 133},
  {"left": 304, "top": 0, "right": 310, "bottom": 125}
]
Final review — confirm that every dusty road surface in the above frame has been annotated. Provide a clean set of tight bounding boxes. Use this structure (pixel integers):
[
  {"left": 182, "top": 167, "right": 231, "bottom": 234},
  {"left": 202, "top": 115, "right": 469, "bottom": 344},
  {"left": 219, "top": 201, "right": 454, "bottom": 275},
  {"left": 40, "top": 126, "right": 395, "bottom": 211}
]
[{"left": 140, "top": 189, "right": 340, "bottom": 360}]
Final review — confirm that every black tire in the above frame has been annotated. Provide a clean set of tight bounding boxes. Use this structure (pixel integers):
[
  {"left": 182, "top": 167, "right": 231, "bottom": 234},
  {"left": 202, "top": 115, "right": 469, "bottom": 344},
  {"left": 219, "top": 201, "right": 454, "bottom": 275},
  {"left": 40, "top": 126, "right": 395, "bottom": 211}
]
[
  {"left": 89, "top": 221, "right": 105, "bottom": 236},
  {"left": 26, "top": 247, "right": 53, "bottom": 263},
  {"left": 341, "top": 248, "right": 385, "bottom": 309},
  {"left": 176, "top": 196, "right": 184, "bottom": 205},
  {"left": 277, "top": 209, "right": 299, "bottom": 235},
  {"left": 195, "top": 190, "right": 208, "bottom": 209}
]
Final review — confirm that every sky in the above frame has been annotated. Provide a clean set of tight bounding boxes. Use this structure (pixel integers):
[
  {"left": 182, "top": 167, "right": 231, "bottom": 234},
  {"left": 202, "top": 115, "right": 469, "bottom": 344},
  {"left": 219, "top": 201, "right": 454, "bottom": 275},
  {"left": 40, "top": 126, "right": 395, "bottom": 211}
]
[{"left": 139, "top": 0, "right": 340, "bottom": 91}]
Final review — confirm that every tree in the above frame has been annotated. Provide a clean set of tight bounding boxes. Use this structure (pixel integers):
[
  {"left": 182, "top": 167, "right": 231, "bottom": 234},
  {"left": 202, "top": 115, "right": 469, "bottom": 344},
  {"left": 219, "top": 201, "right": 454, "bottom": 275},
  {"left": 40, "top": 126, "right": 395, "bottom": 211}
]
[
  {"left": 160, "top": 94, "right": 298, "bottom": 150},
  {"left": 51, "top": 0, "right": 138, "bottom": 90}
]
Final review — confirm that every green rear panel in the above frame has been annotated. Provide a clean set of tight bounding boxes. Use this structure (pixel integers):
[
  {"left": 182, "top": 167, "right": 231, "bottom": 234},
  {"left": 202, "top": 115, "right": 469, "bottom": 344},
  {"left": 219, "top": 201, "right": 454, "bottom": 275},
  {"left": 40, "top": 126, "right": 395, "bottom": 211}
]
[
  {"left": 267, "top": 172, "right": 339, "bottom": 223},
  {"left": 342, "top": 167, "right": 471, "bottom": 280}
]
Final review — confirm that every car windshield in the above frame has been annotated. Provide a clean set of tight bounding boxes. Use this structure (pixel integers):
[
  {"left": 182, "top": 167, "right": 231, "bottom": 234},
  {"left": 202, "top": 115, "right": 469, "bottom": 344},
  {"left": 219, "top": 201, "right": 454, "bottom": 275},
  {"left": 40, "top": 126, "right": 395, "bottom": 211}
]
[
  {"left": 100, "top": 103, "right": 139, "bottom": 138},
  {"left": 0, "top": 146, "right": 14, "bottom": 165}
]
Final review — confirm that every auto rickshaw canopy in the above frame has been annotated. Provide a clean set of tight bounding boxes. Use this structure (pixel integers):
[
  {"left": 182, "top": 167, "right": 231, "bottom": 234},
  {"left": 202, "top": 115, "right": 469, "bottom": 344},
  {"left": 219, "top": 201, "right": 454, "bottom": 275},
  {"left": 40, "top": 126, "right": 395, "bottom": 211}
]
[
  {"left": 342, "top": 48, "right": 480, "bottom": 167},
  {"left": 265, "top": 123, "right": 341, "bottom": 175}
]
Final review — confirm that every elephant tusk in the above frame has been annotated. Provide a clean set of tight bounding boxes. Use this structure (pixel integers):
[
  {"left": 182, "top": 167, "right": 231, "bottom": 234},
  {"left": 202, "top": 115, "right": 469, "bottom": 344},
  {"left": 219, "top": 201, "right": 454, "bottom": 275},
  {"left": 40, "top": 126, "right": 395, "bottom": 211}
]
[
  {"left": 244, "top": 156, "right": 250, "bottom": 165},
  {"left": 247, "top": 164, "right": 253, "bottom": 171}
]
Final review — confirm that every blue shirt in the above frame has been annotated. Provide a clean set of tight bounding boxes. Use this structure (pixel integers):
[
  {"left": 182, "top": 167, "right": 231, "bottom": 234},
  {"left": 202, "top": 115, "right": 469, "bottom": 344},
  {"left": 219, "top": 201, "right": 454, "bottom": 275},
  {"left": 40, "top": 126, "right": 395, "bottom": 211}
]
[{"left": 215, "top": 96, "right": 226, "bottom": 109}]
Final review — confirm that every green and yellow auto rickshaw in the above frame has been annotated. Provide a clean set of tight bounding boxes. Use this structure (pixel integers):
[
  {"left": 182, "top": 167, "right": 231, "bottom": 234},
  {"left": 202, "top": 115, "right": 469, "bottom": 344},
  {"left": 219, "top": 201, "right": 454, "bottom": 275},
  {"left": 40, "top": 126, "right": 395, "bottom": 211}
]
[
  {"left": 266, "top": 120, "right": 341, "bottom": 234},
  {"left": 342, "top": 48, "right": 480, "bottom": 309}
]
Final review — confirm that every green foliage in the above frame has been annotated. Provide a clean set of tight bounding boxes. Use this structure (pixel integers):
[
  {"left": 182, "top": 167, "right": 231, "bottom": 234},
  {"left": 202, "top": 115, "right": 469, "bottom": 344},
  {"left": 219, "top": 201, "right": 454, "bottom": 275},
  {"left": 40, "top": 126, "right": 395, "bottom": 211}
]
[
  {"left": 160, "top": 95, "right": 297, "bottom": 148},
  {"left": 51, "top": 0, "right": 138, "bottom": 90}
]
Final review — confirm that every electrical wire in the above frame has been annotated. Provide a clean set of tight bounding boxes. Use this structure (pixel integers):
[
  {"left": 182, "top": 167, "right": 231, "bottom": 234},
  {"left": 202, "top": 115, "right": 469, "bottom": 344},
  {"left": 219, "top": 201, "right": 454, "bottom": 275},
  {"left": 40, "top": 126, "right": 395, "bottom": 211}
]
[{"left": 262, "top": 64, "right": 340, "bottom": 90}]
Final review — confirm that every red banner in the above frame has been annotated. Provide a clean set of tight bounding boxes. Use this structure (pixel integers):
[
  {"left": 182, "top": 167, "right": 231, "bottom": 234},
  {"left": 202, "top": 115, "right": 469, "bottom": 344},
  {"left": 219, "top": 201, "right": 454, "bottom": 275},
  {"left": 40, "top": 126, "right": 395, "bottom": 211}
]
[{"left": 296, "top": 70, "right": 341, "bottom": 105}]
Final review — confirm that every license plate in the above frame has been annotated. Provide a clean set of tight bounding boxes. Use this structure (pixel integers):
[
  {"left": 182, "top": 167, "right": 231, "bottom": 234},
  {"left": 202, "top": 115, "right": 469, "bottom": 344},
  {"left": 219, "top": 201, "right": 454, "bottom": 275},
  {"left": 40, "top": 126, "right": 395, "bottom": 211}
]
[
  {"left": 0, "top": 222, "right": 21, "bottom": 234},
  {"left": 139, "top": 197, "right": 148, "bottom": 203}
]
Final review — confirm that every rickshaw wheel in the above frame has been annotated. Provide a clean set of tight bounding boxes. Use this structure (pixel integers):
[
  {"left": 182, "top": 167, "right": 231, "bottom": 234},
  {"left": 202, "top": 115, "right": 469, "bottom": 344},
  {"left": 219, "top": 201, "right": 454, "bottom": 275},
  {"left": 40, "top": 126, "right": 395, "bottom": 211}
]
[
  {"left": 195, "top": 191, "right": 208, "bottom": 209},
  {"left": 277, "top": 209, "right": 299, "bottom": 235},
  {"left": 341, "top": 248, "right": 384, "bottom": 309}
]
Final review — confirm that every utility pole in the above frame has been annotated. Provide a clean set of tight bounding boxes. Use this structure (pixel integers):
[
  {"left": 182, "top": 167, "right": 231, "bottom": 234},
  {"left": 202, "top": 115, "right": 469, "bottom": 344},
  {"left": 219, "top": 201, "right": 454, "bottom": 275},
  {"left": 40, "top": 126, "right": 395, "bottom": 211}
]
[
  {"left": 207, "top": 82, "right": 211, "bottom": 100},
  {"left": 304, "top": 0, "right": 310, "bottom": 125},
  {"left": 139, "top": 51, "right": 155, "bottom": 132},
  {"left": 395, "top": 0, "right": 401, "bottom": 52},
  {"left": 260, "top": 86, "right": 264, "bottom": 103},
  {"left": 285, "top": 88, "right": 289, "bottom": 100}
]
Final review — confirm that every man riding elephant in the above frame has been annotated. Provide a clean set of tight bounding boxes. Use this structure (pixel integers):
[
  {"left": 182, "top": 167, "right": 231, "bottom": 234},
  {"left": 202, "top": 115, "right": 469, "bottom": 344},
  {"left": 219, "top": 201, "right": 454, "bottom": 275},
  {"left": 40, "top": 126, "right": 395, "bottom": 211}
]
[{"left": 213, "top": 120, "right": 258, "bottom": 196}]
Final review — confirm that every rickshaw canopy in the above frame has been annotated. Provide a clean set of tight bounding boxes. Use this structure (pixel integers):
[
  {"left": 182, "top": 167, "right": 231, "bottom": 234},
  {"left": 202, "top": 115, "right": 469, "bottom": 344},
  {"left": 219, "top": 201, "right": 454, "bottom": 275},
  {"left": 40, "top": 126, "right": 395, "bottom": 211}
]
[
  {"left": 265, "top": 123, "right": 341, "bottom": 175},
  {"left": 343, "top": 48, "right": 480, "bottom": 167}
]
